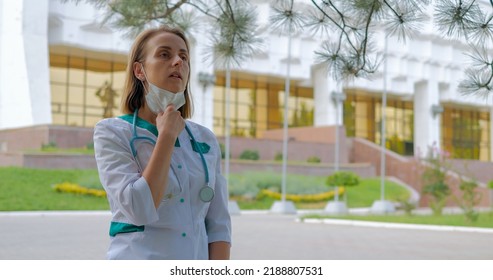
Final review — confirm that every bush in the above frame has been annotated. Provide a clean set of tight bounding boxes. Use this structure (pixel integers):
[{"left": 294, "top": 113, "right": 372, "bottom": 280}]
[
  {"left": 218, "top": 143, "right": 233, "bottom": 159},
  {"left": 456, "top": 179, "right": 482, "bottom": 223},
  {"left": 274, "top": 152, "right": 283, "bottom": 161},
  {"left": 41, "top": 141, "right": 57, "bottom": 150},
  {"left": 326, "top": 171, "right": 360, "bottom": 187},
  {"left": 239, "top": 149, "right": 260, "bottom": 160},
  {"left": 396, "top": 196, "right": 416, "bottom": 216},
  {"left": 421, "top": 145, "right": 451, "bottom": 216},
  {"left": 307, "top": 156, "right": 321, "bottom": 163},
  {"left": 86, "top": 142, "right": 94, "bottom": 150}
]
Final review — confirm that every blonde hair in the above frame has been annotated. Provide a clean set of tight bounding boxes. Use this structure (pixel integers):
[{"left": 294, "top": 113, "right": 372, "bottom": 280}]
[{"left": 121, "top": 26, "right": 193, "bottom": 118}]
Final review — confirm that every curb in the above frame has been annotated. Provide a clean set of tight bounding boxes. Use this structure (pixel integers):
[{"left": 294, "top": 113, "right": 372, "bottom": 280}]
[
  {"left": 0, "top": 210, "right": 111, "bottom": 216},
  {"left": 300, "top": 218, "right": 493, "bottom": 234}
]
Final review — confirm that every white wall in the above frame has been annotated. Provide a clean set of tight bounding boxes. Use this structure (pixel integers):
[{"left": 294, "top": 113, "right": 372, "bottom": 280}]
[{"left": 0, "top": 0, "right": 51, "bottom": 129}]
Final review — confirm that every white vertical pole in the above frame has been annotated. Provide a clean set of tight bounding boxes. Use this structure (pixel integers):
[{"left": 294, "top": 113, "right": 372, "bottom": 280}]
[
  {"left": 334, "top": 95, "right": 340, "bottom": 202},
  {"left": 380, "top": 35, "right": 388, "bottom": 201},
  {"left": 225, "top": 66, "right": 231, "bottom": 187},
  {"left": 281, "top": 25, "right": 292, "bottom": 204}
]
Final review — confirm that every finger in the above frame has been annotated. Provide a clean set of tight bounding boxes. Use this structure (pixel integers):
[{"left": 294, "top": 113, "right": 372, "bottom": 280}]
[{"left": 166, "top": 104, "right": 176, "bottom": 112}]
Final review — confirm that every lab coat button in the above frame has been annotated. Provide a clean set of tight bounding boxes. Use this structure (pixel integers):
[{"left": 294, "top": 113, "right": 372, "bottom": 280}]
[
  {"left": 181, "top": 232, "right": 186, "bottom": 237},
  {"left": 180, "top": 198, "right": 185, "bottom": 203},
  {"left": 177, "top": 164, "right": 182, "bottom": 169}
]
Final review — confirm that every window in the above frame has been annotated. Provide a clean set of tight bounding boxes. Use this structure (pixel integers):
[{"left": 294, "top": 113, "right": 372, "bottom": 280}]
[
  {"left": 442, "top": 107, "right": 490, "bottom": 161},
  {"left": 49, "top": 52, "right": 126, "bottom": 127},
  {"left": 344, "top": 89, "right": 414, "bottom": 156},
  {"left": 213, "top": 71, "right": 314, "bottom": 137}
]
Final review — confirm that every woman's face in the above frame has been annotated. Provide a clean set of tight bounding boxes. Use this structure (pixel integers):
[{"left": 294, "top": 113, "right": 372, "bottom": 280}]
[{"left": 139, "top": 32, "right": 190, "bottom": 93}]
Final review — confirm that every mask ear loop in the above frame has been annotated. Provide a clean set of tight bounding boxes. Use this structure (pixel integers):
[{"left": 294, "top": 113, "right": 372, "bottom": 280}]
[
  {"left": 138, "top": 63, "right": 150, "bottom": 94},
  {"left": 139, "top": 63, "right": 165, "bottom": 113}
]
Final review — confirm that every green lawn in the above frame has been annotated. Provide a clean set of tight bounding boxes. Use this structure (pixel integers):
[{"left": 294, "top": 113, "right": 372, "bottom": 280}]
[
  {"left": 232, "top": 175, "right": 410, "bottom": 209},
  {"left": 2, "top": 167, "right": 491, "bottom": 229},
  {"left": 0, "top": 167, "right": 108, "bottom": 211}
]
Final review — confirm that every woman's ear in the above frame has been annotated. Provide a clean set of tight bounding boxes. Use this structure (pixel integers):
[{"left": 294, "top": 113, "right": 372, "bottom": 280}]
[{"left": 133, "top": 62, "right": 145, "bottom": 81}]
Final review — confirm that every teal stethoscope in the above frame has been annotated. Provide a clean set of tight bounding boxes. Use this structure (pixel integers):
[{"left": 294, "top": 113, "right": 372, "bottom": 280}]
[{"left": 129, "top": 109, "right": 214, "bottom": 202}]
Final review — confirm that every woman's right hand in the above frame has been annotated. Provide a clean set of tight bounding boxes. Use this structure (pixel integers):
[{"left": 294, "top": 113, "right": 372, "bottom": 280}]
[
  {"left": 144, "top": 104, "right": 185, "bottom": 208},
  {"left": 155, "top": 104, "right": 185, "bottom": 140}
]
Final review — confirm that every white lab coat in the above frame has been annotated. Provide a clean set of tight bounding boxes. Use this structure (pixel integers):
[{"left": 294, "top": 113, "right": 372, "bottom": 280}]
[{"left": 93, "top": 114, "right": 231, "bottom": 260}]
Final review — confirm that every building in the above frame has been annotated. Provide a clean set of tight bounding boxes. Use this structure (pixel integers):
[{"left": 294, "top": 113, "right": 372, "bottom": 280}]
[{"left": 1, "top": 0, "right": 492, "bottom": 164}]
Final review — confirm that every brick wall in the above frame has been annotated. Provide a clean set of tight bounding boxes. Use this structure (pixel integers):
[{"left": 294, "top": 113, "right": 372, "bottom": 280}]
[
  {"left": 0, "top": 125, "right": 94, "bottom": 152},
  {"left": 351, "top": 137, "right": 491, "bottom": 207},
  {"left": 217, "top": 135, "right": 347, "bottom": 164},
  {"left": 244, "top": 125, "right": 349, "bottom": 164}
]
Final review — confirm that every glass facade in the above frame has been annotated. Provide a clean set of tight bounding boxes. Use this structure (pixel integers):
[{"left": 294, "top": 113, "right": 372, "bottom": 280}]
[
  {"left": 212, "top": 71, "right": 314, "bottom": 137},
  {"left": 49, "top": 52, "right": 126, "bottom": 127},
  {"left": 442, "top": 106, "right": 491, "bottom": 160},
  {"left": 344, "top": 89, "right": 414, "bottom": 156},
  {"left": 47, "top": 53, "right": 490, "bottom": 161}
]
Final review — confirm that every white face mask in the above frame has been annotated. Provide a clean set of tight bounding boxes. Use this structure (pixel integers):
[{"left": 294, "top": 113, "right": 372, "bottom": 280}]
[{"left": 140, "top": 65, "right": 186, "bottom": 114}]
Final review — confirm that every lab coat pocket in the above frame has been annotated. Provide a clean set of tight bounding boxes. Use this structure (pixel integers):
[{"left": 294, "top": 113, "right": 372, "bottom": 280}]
[{"left": 161, "top": 169, "right": 182, "bottom": 202}]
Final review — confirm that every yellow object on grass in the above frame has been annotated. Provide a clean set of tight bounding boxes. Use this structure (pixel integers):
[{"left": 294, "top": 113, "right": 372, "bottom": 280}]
[
  {"left": 257, "top": 187, "right": 345, "bottom": 203},
  {"left": 53, "top": 182, "right": 106, "bottom": 198}
]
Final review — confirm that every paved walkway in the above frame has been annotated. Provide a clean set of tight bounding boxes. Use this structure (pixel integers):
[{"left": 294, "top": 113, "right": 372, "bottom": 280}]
[{"left": 0, "top": 211, "right": 492, "bottom": 259}]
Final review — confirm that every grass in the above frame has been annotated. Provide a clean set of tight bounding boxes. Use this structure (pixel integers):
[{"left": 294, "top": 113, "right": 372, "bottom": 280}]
[
  {"left": 1, "top": 167, "right": 408, "bottom": 211},
  {"left": 27, "top": 146, "right": 95, "bottom": 155},
  {"left": 2, "top": 167, "right": 491, "bottom": 229},
  {"left": 0, "top": 167, "right": 108, "bottom": 211},
  {"left": 231, "top": 175, "right": 410, "bottom": 209}
]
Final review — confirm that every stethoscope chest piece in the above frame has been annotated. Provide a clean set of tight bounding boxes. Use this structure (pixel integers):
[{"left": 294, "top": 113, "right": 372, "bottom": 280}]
[{"left": 199, "top": 185, "right": 214, "bottom": 202}]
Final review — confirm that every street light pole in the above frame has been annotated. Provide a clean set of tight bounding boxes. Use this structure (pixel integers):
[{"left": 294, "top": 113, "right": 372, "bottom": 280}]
[
  {"left": 270, "top": 23, "right": 296, "bottom": 214},
  {"left": 371, "top": 32, "right": 395, "bottom": 214}
]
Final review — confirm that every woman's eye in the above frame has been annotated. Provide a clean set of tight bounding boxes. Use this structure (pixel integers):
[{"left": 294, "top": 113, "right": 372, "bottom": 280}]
[
  {"left": 160, "top": 52, "right": 170, "bottom": 58},
  {"left": 180, "top": 55, "right": 188, "bottom": 61}
]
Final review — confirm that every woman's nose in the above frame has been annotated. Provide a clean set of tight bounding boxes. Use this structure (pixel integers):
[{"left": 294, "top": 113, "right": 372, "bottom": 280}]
[{"left": 172, "top": 55, "right": 183, "bottom": 66}]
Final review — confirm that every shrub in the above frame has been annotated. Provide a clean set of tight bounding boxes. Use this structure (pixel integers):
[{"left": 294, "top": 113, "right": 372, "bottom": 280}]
[
  {"left": 307, "top": 156, "right": 321, "bottom": 163},
  {"left": 274, "top": 152, "right": 283, "bottom": 161},
  {"left": 239, "top": 149, "right": 260, "bottom": 160},
  {"left": 396, "top": 196, "right": 416, "bottom": 216},
  {"left": 218, "top": 143, "right": 232, "bottom": 159},
  {"left": 219, "top": 143, "right": 225, "bottom": 159},
  {"left": 86, "top": 142, "right": 94, "bottom": 150},
  {"left": 41, "top": 141, "right": 57, "bottom": 150},
  {"left": 421, "top": 145, "right": 451, "bottom": 216},
  {"left": 326, "top": 171, "right": 360, "bottom": 188},
  {"left": 456, "top": 179, "right": 482, "bottom": 223}
]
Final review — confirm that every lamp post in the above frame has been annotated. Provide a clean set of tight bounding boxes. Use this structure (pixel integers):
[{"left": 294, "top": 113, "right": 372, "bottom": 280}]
[
  {"left": 370, "top": 33, "right": 395, "bottom": 214},
  {"left": 223, "top": 66, "right": 241, "bottom": 215},
  {"left": 198, "top": 71, "right": 240, "bottom": 215},
  {"left": 270, "top": 22, "right": 297, "bottom": 214},
  {"left": 324, "top": 90, "right": 348, "bottom": 215}
]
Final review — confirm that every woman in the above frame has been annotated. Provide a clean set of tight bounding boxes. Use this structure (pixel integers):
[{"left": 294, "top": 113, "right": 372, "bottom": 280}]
[{"left": 93, "top": 26, "right": 231, "bottom": 260}]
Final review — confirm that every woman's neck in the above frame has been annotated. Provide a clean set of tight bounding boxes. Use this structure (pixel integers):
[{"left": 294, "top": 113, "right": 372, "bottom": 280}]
[{"left": 138, "top": 106, "right": 157, "bottom": 125}]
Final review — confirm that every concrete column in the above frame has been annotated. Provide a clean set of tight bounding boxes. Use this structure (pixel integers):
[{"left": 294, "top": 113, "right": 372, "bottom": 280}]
[
  {"left": 0, "top": 0, "right": 51, "bottom": 129},
  {"left": 189, "top": 37, "right": 214, "bottom": 130},
  {"left": 312, "top": 65, "right": 343, "bottom": 126},
  {"left": 414, "top": 78, "right": 441, "bottom": 157}
]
